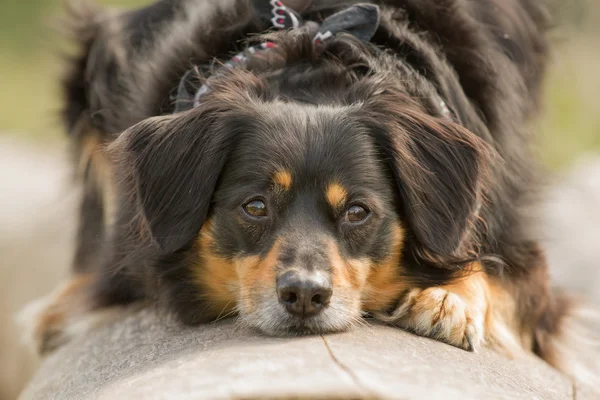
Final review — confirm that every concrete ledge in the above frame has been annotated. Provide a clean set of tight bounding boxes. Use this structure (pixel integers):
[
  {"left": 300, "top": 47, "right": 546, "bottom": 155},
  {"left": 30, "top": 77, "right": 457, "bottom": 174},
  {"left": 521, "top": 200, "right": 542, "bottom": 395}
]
[{"left": 20, "top": 309, "right": 587, "bottom": 399}]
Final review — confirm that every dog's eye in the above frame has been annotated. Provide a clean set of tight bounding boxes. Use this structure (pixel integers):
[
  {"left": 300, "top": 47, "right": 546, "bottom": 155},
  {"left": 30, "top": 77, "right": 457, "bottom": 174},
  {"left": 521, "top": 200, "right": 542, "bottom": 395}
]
[
  {"left": 243, "top": 199, "right": 268, "bottom": 218},
  {"left": 345, "top": 204, "right": 369, "bottom": 223}
]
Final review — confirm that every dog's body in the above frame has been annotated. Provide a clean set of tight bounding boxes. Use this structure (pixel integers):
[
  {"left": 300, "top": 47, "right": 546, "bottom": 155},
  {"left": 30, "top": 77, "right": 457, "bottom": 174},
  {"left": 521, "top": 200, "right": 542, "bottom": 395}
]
[{"left": 33, "top": 0, "right": 597, "bottom": 382}]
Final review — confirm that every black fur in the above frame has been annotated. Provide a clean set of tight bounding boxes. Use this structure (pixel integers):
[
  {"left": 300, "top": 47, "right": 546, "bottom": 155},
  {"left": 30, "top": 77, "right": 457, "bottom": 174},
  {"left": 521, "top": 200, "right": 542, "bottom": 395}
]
[{"left": 56, "top": 0, "right": 596, "bottom": 379}]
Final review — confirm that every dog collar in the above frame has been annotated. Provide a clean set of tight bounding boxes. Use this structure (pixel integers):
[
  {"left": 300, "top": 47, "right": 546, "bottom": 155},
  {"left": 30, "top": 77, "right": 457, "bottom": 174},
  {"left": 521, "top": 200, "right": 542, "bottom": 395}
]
[
  {"left": 172, "top": 0, "right": 456, "bottom": 123},
  {"left": 173, "top": 1, "right": 380, "bottom": 113}
]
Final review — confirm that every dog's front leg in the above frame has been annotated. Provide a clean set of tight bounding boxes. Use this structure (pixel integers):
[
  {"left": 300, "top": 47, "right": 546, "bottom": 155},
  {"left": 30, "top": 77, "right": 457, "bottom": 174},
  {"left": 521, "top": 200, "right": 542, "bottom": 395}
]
[
  {"left": 20, "top": 273, "right": 134, "bottom": 355},
  {"left": 379, "top": 266, "right": 491, "bottom": 352}
]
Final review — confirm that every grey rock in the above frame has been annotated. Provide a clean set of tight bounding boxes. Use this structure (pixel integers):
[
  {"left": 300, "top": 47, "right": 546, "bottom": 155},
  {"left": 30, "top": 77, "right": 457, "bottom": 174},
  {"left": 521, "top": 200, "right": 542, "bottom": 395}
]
[{"left": 19, "top": 312, "right": 580, "bottom": 400}]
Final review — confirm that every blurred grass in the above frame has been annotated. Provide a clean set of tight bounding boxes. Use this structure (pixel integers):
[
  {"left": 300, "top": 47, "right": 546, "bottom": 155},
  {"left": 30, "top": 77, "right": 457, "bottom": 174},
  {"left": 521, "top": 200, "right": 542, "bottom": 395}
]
[
  {"left": 0, "top": 0, "right": 147, "bottom": 143},
  {"left": 538, "top": 31, "right": 600, "bottom": 169},
  {"left": 0, "top": 0, "right": 599, "bottom": 169}
]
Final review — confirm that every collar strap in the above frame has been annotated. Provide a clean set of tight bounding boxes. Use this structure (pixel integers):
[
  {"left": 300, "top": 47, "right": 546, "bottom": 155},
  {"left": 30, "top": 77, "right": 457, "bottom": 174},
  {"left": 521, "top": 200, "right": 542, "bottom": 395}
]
[
  {"left": 173, "top": 1, "right": 380, "bottom": 113},
  {"left": 172, "top": 0, "right": 457, "bottom": 124}
]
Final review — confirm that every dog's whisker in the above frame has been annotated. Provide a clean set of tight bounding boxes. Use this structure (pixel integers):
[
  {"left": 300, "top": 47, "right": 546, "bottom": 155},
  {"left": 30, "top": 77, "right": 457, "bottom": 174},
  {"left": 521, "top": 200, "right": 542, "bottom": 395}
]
[{"left": 212, "top": 301, "right": 235, "bottom": 323}]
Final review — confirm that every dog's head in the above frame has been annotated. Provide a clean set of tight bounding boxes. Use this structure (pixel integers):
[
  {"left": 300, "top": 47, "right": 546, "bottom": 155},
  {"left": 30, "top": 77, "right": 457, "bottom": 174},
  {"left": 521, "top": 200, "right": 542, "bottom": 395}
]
[{"left": 112, "top": 31, "right": 489, "bottom": 334}]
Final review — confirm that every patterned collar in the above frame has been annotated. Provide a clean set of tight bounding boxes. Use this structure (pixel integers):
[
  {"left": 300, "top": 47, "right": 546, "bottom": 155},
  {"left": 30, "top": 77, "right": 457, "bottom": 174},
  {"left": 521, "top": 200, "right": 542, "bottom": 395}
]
[
  {"left": 173, "top": 1, "right": 380, "bottom": 113},
  {"left": 172, "top": 0, "right": 456, "bottom": 123}
]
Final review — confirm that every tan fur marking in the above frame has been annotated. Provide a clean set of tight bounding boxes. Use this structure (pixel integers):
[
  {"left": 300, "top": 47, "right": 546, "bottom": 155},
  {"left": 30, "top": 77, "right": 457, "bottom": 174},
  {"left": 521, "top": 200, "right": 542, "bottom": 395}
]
[
  {"left": 445, "top": 266, "right": 524, "bottom": 354},
  {"left": 328, "top": 241, "right": 369, "bottom": 291},
  {"left": 34, "top": 274, "right": 94, "bottom": 354},
  {"left": 194, "top": 225, "right": 283, "bottom": 318},
  {"left": 236, "top": 241, "right": 281, "bottom": 314},
  {"left": 193, "top": 220, "right": 238, "bottom": 317},
  {"left": 325, "top": 182, "right": 348, "bottom": 210},
  {"left": 272, "top": 170, "right": 292, "bottom": 190},
  {"left": 79, "top": 129, "right": 116, "bottom": 227},
  {"left": 485, "top": 275, "right": 525, "bottom": 355},
  {"left": 362, "top": 223, "right": 407, "bottom": 311},
  {"left": 444, "top": 263, "right": 488, "bottom": 302}
]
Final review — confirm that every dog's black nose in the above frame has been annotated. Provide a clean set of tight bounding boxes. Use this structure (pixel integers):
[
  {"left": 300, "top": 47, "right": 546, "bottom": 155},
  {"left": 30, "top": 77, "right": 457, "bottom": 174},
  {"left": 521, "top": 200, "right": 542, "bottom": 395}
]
[{"left": 277, "top": 271, "right": 332, "bottom": 318}]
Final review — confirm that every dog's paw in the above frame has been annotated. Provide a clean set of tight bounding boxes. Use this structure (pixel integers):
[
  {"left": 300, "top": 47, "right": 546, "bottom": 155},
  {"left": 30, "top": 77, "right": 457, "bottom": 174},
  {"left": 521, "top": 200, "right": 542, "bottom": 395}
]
[
  {"left": 378, "top": 285, "right": 487, "bottom": 351},
  {"left": 405, "top": 287, "right": 485, "bottom": 351},
  {"left": 19, "top": 296, "right": 68, "bottom": 355},
  {"left": 18, "top": 274, "right": 98, "bottom": 355}
]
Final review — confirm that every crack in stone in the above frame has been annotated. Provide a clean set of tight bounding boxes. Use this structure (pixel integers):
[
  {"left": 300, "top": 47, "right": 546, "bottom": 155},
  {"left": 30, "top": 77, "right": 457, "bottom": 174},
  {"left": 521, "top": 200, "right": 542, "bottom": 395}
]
[{"left": 320, "top": 335, "right": 374, "bottom": 398}]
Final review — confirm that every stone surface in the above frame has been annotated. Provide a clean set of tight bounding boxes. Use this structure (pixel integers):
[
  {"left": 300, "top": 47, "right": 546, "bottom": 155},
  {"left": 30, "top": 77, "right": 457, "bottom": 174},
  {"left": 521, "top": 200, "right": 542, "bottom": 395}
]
[{"left": 19, "top": 311, "right": 578, "bottom": 400}]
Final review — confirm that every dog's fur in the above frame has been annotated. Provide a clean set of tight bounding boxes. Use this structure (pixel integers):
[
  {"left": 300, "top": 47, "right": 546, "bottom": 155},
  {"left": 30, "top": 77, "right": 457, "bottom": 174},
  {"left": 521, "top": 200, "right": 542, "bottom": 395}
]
[{"left": 32, "top": 0, "right": 598, "bottom": 382}]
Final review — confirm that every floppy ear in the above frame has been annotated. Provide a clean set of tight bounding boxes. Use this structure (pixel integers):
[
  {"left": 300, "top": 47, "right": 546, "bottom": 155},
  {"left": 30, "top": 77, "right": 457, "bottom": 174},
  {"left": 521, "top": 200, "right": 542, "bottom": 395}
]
[
  {"left": 366, "top": 96, "right": 489, "bottom": 262},
  {"left": 111, "top": 108, "right": 236, "bottom": 253}
]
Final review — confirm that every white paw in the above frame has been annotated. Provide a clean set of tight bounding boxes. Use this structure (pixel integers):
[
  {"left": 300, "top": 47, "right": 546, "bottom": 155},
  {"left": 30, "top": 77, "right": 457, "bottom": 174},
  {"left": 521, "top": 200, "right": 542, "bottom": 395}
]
[{"left": 384, "top": 287, "right": 486, "bottom": 351}]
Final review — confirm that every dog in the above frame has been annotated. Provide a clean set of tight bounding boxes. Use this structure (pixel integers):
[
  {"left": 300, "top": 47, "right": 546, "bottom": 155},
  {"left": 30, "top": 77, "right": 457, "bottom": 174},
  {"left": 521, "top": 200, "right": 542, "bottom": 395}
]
[{"left": 29, "top": 0, "right": 597, "bottom": 382}]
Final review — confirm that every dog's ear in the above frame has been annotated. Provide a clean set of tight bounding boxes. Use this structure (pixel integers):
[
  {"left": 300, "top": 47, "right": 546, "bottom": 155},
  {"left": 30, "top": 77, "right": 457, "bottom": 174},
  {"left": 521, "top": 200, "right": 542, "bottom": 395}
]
[
  {"left": 111, "top": 108, "right": 237, "bottom": 253},
  {"left": 366, "top": 96, "right": 489, "bottom": 263}
]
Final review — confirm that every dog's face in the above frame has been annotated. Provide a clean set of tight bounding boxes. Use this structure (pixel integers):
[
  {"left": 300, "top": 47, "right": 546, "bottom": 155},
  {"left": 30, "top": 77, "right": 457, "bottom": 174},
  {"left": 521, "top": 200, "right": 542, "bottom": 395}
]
[
  {"left": 114, "top": 37, "right": 487, "bottom": 335},
  {"left": 198, "top": 102, "right": 406, "bottom": 334}
]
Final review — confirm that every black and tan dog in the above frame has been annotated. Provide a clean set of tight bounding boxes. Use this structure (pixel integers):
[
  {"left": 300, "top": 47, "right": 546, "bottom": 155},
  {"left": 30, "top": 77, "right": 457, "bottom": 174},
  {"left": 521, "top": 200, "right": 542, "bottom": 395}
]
[{"left": 31, "top": 0, "right": 597, "bottom": 381}]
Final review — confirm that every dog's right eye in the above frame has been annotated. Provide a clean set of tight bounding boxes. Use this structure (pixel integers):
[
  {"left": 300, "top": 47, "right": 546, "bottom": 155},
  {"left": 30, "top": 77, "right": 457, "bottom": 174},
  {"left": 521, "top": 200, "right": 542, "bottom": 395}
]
[
  {"left": 243, "top": 199, "right": 268, "bottom": 218},
  {"left": 345, "top": 204, "right": 370, "bottom": 224}
]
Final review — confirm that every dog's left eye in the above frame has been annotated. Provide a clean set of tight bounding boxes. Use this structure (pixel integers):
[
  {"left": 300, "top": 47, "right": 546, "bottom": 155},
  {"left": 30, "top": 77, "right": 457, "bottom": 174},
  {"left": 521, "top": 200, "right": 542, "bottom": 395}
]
[
  {"left": 243, "top": 199, "right": 268, "bottom": 218},
  {"left": 345, "top": 204, "right": 369, "bottom": 223}
]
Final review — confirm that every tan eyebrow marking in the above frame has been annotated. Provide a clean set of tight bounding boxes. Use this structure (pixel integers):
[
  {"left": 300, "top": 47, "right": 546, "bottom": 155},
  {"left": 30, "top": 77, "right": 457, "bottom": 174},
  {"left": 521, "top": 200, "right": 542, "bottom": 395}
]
[
  {"left": 272, "top": 170, "right": 292, "bottom": 190},
  {"left": 326, "top": 182, "right": 348, "bottom": 209}
]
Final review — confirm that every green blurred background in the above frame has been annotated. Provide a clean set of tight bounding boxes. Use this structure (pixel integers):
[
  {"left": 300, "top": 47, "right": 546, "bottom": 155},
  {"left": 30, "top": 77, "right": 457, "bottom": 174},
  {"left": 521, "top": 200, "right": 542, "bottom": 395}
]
[{"left": 1, "top": 0, "right": 599, "bottom": 169}]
